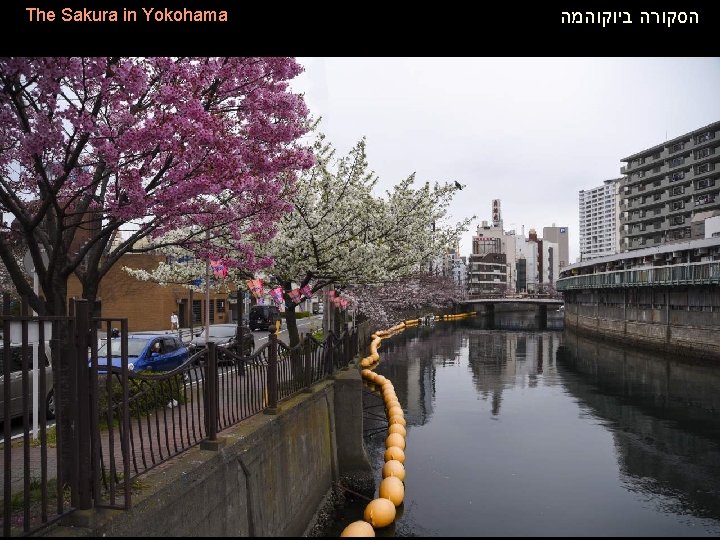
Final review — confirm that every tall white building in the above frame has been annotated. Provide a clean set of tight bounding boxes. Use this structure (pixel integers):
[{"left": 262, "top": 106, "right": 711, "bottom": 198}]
[
  {"left": 515, "top": 235, "right": 539, "bottom": 292},
  {"left": 578, "top": 178, "right": 621, "bottom": 261},
  {"left": 441, "top": 247, "right": 467, "bottom": 289}
]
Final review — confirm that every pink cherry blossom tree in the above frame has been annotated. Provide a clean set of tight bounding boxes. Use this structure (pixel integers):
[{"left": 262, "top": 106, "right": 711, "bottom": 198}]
[
  {"left": 0, "top": 58, "right": 312, "bottom": 476},
  {"left": 0, "top": 57, "right": 313, "bottom": 318}
]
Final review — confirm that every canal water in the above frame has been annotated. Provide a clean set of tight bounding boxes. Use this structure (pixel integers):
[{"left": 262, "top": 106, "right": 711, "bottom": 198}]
[{"left": 319, "top": 310, "right": 720, "bottom": 536}]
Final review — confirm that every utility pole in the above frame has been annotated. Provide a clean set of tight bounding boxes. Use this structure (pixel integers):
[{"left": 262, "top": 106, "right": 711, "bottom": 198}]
[{"left": 205, "top": 231, "right": 211, "bottom": 341}]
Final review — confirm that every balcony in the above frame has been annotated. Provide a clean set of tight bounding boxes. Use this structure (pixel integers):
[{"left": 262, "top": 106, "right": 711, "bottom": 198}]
[
  {"left": 668, "top": 157, "right": 686, "bottom": 168},
  {"left": 694, "top": 131, "right": 716, "bottom": 145},
  {"left": 695, "top": 194, "right": 718, "bottom": 207}
]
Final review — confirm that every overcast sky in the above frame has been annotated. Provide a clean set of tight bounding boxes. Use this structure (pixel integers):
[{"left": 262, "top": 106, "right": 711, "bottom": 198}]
[{"left": 290, "top": 57, "right": 720, "bottom": 263}]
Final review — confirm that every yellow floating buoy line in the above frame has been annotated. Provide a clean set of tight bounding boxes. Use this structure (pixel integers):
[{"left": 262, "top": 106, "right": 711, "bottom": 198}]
[
  {"left": 438, "top": 311, "right": 477, "bottom": 321},
  {"left": 341, "top": 313, "right": 475, "bottom": 536}
]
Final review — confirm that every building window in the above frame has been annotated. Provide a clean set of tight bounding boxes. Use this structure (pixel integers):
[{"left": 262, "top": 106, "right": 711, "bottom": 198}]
[
  {"left": 695, "top": 131, "right": 715, "bottom": 144},
  {"left": 695, "top": 147, "right": 713, "bottom": 159},
  {"left": 653, "top": 193, "right": 662, "bottom": 201},
  {"left": 670, "top": 171, "right": 685, "bottom": 182},
  {"left": 672, "top": 215, "right": 685, "bottom": 225},
  {"left": 669, "top": 142, "right": 684, "bottom": 153},
  {"left": 652, "top": 152, "right": 662, "bottom": 160},
  {"left": 695, "top": 162, "right": 714, "bottom": 175},
  {"left": 216, "top": 299, "right": 225, "bottom": 311},
  {"left": 669, "top": 157, "right": 684, "bottom": 167},
  {"left": 697, "top": 178, "right": 710, "bottom": 189},
  {"left": 671, "top": 185, "right": 684, "bottom": 196},
  {"left": 695, "top": 193, "right": 717, "bottom": 206},
  {"left": 671, "top": 200, "right": 684, "bottom": 211}
]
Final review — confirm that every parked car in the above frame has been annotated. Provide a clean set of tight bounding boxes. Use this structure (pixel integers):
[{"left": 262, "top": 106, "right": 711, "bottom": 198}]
[
  {"left": 0, "top": 343, "right": 55, "bottom": 421},
  {"left": 249, "top": 305, "right": 282, "bottom": 332},
  {"left": 96, "top": 334, "right": 188, "bottom": 373},
  {"left": 190, "top": 323, "right": 254, "bottom": 356}
]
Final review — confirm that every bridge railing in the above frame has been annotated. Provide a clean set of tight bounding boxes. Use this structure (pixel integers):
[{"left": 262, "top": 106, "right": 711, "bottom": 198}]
[
  {"left": 464, "top": 294, "right": 563, "bottom": 301},
  {"left": 556, "top": 260, "right": 720, "bottom": 290}
]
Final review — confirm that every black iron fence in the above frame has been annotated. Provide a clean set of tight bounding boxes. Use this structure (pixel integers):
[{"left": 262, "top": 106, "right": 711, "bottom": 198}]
[{"left": 2, "top": 299, "right": 359, "bottom": 537}]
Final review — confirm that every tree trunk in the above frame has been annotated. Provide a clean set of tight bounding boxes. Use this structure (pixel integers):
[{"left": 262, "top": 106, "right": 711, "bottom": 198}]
[
  {"left": 285, "top": 302, "right": 300, "bottom": 348},
  {"left": 43, "top": 275, "right": 77, "bottom": 487},
  {"left": 235, "top": 284, "right": 245, "bottom": 354},
  {"left": 81, "top": 280, "right": 100, "bottom": 319}
]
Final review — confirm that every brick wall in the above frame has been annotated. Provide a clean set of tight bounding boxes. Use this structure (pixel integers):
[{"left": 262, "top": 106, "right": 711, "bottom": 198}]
[{"left": 67, "top": 253, "right": 230, "bottom": 331}]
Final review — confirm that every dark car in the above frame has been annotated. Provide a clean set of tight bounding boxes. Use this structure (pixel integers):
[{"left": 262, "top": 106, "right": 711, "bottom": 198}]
[
  {"left": 249, "top": 305, "right": 282, "bottom": 332},
  {"left": 96, "top": 334, "right": 189, "bottom": 373},
  {"left": 0, "top": 343, "right": 55, "bottom": 421},
  {"left": 190, "top": 323, "right": 254, "bottom": 356}
]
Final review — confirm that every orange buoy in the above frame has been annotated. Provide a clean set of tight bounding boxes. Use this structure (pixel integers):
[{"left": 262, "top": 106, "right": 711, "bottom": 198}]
[
  {"left": 384, "top": 446, "right": 405, "bottom": 463},
  {"left": 387, "top": 406, "right": 403, "bottom": 419},
  {"left": 385, "top": 433, "right": 406, "bottom": 450},
  {"left": 340, "top": 520, "right": 376, "bottom": 537},
  {"left": 388, "top": 415, "right": 406, "bottom": 427},
  {"left": 382, "top": 459, "right": 406, "bottom": 481},
  {"left": 363, "top": 498, "right": 396, "bottom": 528},
  {"left": 388, "top": 423, "right": 406, "bottom": 437},
  {"left": 379, "top": 476, "right": 405, "bottom": 506}
]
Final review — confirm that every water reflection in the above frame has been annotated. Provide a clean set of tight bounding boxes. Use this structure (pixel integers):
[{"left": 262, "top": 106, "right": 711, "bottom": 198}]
[
  {"left": 558, "top": 329, "right": 720, "bottom": 522},
  {"left": 317, "top": 318, "right": 720, "bottom": 536}
]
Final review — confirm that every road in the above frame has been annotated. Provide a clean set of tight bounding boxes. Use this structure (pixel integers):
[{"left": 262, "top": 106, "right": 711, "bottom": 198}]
[{"left": 250, "top": 314, "right": 322, "bottom": 351}]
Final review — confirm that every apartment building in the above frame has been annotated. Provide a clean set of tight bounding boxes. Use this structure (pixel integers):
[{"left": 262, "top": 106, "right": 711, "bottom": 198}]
[
  {"left": 467, "top": 236, "right": 507, "bottom": 295},
  {"left": 620, "top": 120, "right": 720, "bottom": 251},
  {"left": 579, "top": 178, "right": 622, "bottom": 261}
]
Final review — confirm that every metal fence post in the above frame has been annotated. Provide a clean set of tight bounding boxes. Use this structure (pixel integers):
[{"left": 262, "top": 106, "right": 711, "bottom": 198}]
[
  {"left": 3, "top": 315, "right": 11, "bottom": 537},
  {"left": 73, "top": 300, "right": 92, "bottom": 511},
  {"left": 326, "top": 333, "right": 336, "bottom": 379},
  {"left": 201, "top": 342, "right": 226, "bottom": 450},
  {"left": 343, "top": 332, "right": 351, "bottom": 369},
  {"left": 264, "top": 333, "right": 279, "bottom": 414},
  {"left": 303, "top": 335, "right": 312, "bottom": 393}
]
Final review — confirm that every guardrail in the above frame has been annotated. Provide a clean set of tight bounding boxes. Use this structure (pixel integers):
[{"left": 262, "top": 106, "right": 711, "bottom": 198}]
[{"left": 557, "top": 260, "right": 720, "bottom": 290}]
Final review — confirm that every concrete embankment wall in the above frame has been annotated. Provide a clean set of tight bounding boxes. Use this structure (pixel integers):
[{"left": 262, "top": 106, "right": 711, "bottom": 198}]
[
  {"left": 564, "top": 301, "right": 720, "bottom": 361},
  {"left": 41, "top": 369, "right": 371, "bottom": 537}
]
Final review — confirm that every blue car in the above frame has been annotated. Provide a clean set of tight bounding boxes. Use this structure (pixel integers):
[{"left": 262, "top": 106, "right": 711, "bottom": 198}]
[{"left": 95, "top": 334, "right": 189, "bottom": 373}]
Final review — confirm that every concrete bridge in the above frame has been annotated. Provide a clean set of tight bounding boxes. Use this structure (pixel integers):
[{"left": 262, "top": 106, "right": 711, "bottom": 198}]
[
  {"left": 460, "top": 297, "right": 564, "bottom": 306},
  {"left": 459, "top": 297, "right": 564, "bottom": 329}
]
